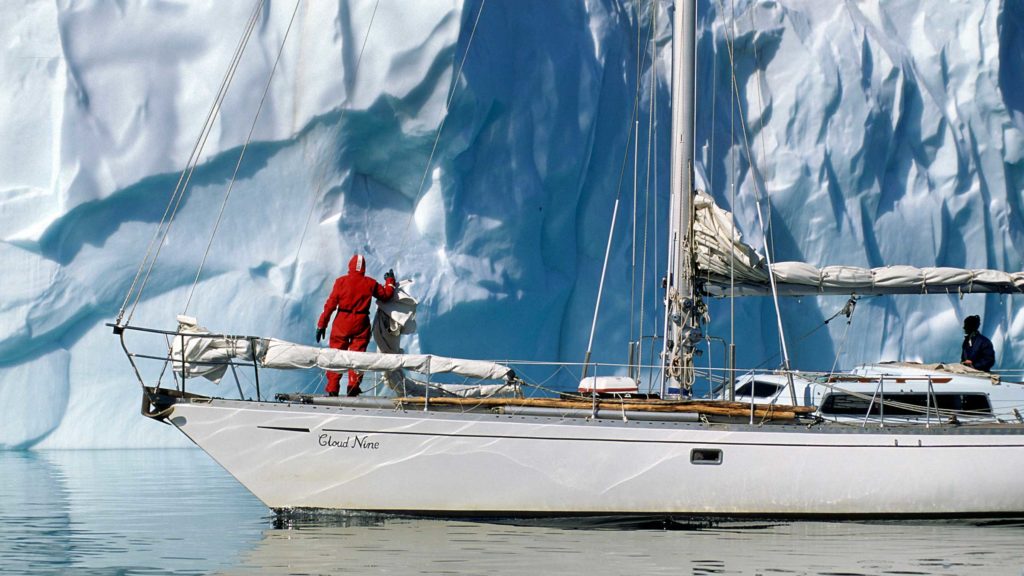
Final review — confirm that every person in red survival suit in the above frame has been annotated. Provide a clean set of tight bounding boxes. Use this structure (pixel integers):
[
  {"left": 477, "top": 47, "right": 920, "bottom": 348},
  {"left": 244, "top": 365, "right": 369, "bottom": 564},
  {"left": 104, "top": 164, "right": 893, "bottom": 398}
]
[{"left": 316, "top": 254, "right": 396, "bottom": 396}]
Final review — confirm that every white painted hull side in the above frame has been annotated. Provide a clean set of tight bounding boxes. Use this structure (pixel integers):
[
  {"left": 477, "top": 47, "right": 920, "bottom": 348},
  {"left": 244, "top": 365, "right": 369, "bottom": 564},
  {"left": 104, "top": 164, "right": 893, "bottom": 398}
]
[{"left": 169, "top": 399, "right": 1024, "bottom": 516}]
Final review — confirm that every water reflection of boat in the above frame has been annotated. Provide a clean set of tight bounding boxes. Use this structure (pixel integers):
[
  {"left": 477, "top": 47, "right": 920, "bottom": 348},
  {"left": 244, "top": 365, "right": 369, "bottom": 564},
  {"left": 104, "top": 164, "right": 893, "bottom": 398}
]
[{"left": 217, "top": 516, "right": 1024, "bottom": 576}]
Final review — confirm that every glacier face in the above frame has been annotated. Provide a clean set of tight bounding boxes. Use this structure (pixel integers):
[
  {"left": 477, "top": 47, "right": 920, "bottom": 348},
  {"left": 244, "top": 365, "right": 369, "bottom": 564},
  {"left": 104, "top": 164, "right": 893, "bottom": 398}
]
[{"left": 1, "top": 0, "right": 1022, "bottom": 448}]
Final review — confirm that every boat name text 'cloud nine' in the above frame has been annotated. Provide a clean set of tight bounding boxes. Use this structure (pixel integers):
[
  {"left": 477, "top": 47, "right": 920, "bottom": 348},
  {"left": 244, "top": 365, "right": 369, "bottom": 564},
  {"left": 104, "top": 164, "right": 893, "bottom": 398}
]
[{"left": 318, "top": 434, "right": 380, "bottom": 450}]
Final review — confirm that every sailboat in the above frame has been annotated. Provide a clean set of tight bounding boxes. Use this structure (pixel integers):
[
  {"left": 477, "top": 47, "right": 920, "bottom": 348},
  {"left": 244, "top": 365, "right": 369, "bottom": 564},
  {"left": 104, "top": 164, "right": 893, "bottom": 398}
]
[{"left": 113, "top": 1, "right": 1024, "bottom": 517}]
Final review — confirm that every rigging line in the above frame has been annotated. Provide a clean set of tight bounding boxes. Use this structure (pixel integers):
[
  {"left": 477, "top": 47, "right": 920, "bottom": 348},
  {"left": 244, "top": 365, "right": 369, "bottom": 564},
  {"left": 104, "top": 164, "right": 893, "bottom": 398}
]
[
  {"left": 122, "top": 0, "right": 265, "bottom": 325},
  {"left": 724, "top": 0, "right": 739, "bottom": 391},
  {"left": 747, "top": 6, "right": 776, "bottom": 263},
  {"left": 729, "top": 0, "right": 737, "bottom": 381},
  {"left": 129, "top": 37, "right": 255, "bottom": 323},
  {"left": 721, "top": 6, "right": 792, "bottom": 380},
  {"left": 708, "top": 4, "right": 718, "bottom": 196},
  {"left": 709, "top": 0, "right": 733, "bottom": 383},
  {"left": 120, "top": 1, "right": 263, "bottom": 321},
  {"left": 396, "top": 0, "right": 487, "bottom": 257},
  {"left": 654, "top": 0, "right": 670, "bottom": 393},
  {"left": 587, "top": 2, "right": 657, "bottom": 370},
  {"left": 625, "top": 5, "right": 658, "bottom": 340},
  {"left": 645, "top": 1, "right": 661, "bottom": 390},
  {"left": 630, "top": 118, "right": 638, "bottom": 349},
  {"left": 747, "top": 296, "right": 874, "bottom": 371},
  {"left": 721, "top": 0, "right": 739, "bottom": 396},
  {"left": 585, "top": 195, "right": 621, "bottom": 376},
  {"left": 639, "top": 0, "right": 657, "bottom": 390},
  {"left": 628, "top": 0, "right": 646, "bottom": 352},
  {"left": 286, "top": 0, "right": 381, "bottom": 304},
  {"left": 183, "top": 0, "right": 304, "bottom": 315}
]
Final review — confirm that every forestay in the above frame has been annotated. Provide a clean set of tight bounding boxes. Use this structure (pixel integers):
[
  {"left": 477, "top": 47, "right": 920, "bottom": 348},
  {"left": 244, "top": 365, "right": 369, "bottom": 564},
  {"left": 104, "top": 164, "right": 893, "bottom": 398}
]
[{"left": 692, "top": 192, "right": 1024, "bottom": 296}]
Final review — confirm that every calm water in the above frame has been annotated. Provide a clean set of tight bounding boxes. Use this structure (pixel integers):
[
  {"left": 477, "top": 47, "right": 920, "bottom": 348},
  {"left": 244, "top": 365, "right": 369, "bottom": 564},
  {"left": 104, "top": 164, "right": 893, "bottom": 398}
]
[{"left": 1, "top": 449, "right": 1022, "bottom": 575}]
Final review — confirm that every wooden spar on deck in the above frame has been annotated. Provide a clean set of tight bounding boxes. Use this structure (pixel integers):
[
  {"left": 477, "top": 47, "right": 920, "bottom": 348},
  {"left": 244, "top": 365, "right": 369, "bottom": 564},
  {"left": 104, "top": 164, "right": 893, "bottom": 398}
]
[{"left": 394, "top": 396, "right": 816, "bottom": 420}]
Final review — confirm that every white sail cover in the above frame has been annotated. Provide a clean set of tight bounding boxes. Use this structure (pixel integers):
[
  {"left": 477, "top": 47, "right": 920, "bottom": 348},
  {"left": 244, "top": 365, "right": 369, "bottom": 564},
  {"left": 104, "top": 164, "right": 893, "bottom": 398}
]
[
  {"left": 171, "top": 315, "right": 251, "bottom": 383},
  {"left": 692, "top": 192, "right": 1024, "bottom": 296},
  {"left": 382, "top": 370, "right": 520, "bottom": 398},
  {"left": 169, "top": 316, "right": 513, "bottom": 383},
  {"left": 259, "top": 339, "right": 513, "bottom": 381}
]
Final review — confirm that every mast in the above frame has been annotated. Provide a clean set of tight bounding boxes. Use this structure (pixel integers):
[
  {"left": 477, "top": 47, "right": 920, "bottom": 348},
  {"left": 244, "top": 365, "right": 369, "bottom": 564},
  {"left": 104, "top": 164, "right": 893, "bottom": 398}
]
[{"left": 662, "top": 0, "right": 697, "bottom": 396}]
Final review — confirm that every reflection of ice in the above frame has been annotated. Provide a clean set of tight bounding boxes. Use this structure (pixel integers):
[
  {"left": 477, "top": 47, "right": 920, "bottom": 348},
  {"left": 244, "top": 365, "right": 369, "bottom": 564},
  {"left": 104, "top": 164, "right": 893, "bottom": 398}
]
[
  {"left": 219, "top": 516, "right": 1024, "bottom": 576},
  {"left": 0, "top": 452, "right": 72, "bottom": 574},
  {"left": 0, "top": 449, "right": 267, "bottom": 574}
]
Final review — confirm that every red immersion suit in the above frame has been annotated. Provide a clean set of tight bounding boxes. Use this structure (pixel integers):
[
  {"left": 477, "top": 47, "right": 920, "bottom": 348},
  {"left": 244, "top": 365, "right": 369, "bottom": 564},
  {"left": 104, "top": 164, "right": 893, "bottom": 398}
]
[{"left": 317, "top": 254, "right": 395, "bottom": 395}]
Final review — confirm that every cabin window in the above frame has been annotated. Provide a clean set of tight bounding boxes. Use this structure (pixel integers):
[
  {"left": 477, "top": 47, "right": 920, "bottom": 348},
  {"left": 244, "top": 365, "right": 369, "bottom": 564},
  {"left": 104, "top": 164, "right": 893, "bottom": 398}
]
[
  {"left": 691, "top": 448, "right": 722, "bottom": 465},
  {"left": 819, "top": 392, "right": 991, "bottom": 416},
  {"left": 734, "top": 380, "right": 783, "bottom": 398}
]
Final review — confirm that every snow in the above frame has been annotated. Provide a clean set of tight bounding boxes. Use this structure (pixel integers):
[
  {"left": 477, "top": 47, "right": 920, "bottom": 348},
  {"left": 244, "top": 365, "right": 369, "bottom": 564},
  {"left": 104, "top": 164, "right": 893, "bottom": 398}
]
[{"left": 1, "top": 0, "right": 1023, "bottom": 448}]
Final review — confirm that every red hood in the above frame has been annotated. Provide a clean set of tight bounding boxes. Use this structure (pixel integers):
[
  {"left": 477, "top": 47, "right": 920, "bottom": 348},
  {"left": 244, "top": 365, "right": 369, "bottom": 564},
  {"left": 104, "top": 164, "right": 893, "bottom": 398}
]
[{"left": 348, "top": 254, "right": 366, "bottom": 275}]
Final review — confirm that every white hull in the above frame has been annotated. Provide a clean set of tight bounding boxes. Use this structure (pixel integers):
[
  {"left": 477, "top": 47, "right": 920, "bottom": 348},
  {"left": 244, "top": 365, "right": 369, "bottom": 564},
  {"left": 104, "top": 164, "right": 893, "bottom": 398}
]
[{"left": 169, "top": 397, "right": 1024, "bottom": 516}]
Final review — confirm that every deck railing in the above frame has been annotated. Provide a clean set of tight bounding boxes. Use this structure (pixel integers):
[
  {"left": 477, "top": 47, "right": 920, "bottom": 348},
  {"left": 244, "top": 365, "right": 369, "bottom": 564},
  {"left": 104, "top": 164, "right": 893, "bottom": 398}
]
[{"left": 111, "top": 322, "right": 1012, "bottom": 425}]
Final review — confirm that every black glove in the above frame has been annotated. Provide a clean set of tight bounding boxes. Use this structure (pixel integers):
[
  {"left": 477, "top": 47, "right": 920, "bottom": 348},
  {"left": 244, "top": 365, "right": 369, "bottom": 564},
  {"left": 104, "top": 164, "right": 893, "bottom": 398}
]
[
  {"left": 384, "top": 268, "right": 396, "bottom": 283},
  {"left": 315, "top": 327, "right": 325, "bottom": 343}
]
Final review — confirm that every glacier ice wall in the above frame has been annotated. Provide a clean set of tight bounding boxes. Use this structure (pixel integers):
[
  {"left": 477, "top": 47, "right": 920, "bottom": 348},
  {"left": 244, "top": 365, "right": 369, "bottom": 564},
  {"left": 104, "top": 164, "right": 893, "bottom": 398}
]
[
  {"left": 699, "top": 0, "right": 1024, "bottom": 373},
  {"left": 1, "top": 0, "right": 1023, "bottom": 448}
]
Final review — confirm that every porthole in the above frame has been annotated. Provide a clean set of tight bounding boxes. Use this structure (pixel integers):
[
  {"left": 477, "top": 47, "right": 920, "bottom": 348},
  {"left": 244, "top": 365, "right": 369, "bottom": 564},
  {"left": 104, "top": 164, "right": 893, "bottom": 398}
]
[{"left": 690, "top": 448, "right": 722, "bottom": 465}]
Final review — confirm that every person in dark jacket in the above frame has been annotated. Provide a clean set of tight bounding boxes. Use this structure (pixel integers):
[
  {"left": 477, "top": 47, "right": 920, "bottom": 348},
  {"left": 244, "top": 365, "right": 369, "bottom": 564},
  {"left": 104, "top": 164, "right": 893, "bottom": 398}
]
[
  {"left": 316, "top": 254, "right": 396, "bottom": 396},
  {"left": 961, "top": 314, "right": 995, "bottom": 372}
]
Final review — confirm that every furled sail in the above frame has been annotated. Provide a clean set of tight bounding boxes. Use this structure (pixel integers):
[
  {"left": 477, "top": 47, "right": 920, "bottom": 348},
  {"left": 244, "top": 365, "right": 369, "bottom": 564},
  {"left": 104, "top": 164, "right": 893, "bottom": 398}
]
[
  {"left": 692, "top": 192, "right": 1024, "bottom": 296},
  {"left": 381, "top": 370, "right": 521, "bottom": 398},
  {"left": 260, "top": 339, "right": 513, "bottom": 381},
  {"left": 171, "top": 316, "right": 514, "bottom": 384},
  {"left": 170, "top": 316, "right": 249, "bottom": 383}
]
